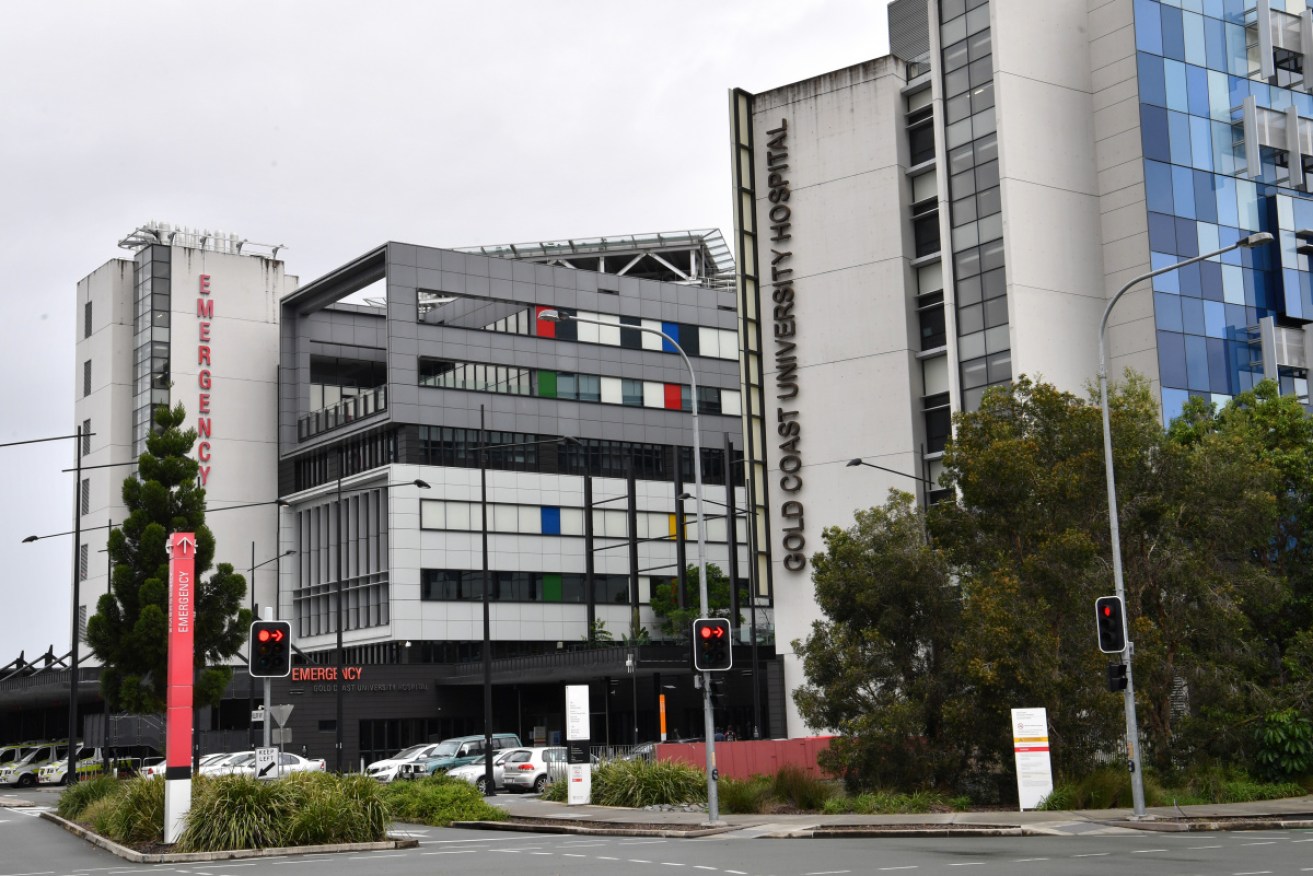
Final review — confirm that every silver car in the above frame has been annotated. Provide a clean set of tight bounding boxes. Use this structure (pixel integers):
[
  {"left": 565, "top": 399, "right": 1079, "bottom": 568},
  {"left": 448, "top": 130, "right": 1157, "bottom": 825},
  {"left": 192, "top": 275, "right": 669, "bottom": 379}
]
[{"left": 445, "top": 747, "right": 524, "bottom": 793}]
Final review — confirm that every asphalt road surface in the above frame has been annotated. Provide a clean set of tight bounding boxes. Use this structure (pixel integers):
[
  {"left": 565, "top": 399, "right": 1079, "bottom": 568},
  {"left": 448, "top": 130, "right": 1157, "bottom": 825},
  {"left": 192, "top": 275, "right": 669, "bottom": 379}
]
[{"left": 3, "top": 789, "right": 1311, "bottom": 876}]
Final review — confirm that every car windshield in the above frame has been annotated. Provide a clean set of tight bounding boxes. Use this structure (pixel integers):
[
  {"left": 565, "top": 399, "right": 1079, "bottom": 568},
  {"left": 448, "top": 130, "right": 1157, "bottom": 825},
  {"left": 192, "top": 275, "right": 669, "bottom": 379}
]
[
  {"left": 430, "top": 741, "right": 460, "bottom": 758},
  {"left": 393, "top": 745, "right": 426, "bottom": 760}
]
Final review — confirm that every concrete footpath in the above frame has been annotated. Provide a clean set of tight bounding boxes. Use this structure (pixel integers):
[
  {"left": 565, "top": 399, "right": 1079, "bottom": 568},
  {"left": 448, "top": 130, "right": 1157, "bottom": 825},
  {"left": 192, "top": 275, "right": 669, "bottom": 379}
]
[{"left": 469, "top": 792, "right": 1313, "bottom": 838}]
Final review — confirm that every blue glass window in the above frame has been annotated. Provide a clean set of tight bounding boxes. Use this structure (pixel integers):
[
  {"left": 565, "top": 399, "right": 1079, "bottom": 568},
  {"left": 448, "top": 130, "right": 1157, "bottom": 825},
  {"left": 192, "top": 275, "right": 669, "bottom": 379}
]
[
  {"left": 1139, "top": 53, "right": 1167, "bottom": 107},
  {"left": 1221, "top": 0, "right": 1245, "bottom": 25},
  {"left": 1155, "top": 292, "right": 1184, "bottom": 331},
  {"left": 1182, "top": 296, "right": 1207, "bottom": 335},
  {"left": 1141, "top": 105, "right": 1172, "bottom": 163},
  {"left": 1200, "top": 259, "right": 1225, "bottom": 299},
  {"left": 1175, "top": 217, "right": 1200, "bottom": 256},
  {"left": 1204, "top": 299, "right": 1226, "bottom": 336},
  {"left": 1203, "top": 16, "right": 1227, "bottom": 72},
  {"left": 1207, "top": 338, "right": 1229, "bottom": 394},
  {"left": 1161, "top": 5, "right": 1186, "bottom": 60},
  {"left": 1152, "top": 252, "right": 1183, "bottom": 292},
  {"left": 1222, "top": 263, "right": 1245, "bottom": 303},
  {"left": 1164, "top": 59, "right": 1189, "bottom": 112},
  {"left": 660, "top": 322, "right": 680, "bottom": 353},
  {"left": 1186, "top": 64, "right": 1209, "bottom": 114},
  {"left": 1161, "top": 387, "right": 1191, "bottom": 424},
  {"left": 1185, "top": 334, "right": 1210, "bottom": 390},
  {"left": 1224, "top": 26, "right": 1247, "bottom": 76},
  {"left": 1196, "top": 218, "right": 1220, "bottom": 254},
  {"left": 1149, "top": 212, "right": 1178, "bottom": 253},
  {"left": 1146, "top": 160, "right": 1175, "bottom": 213},
  {"left": 1178, "top": 261, "right": 1202, "bottom": 296},
  {"left": 1215, "top": 176, "right": 1238, "bottom": 227},
  {"left": 1183, "top": 12, "right": 1207, "bottom": 66},
  {"left": 1172, "top": 164, "right": 1197, "bottom": 218},
  {"left": 540, "top": 506, "right": 561, "bottom": 535},
  {"left": 1189, "top": 116, "right": 1213, "bottom": 171},
  {"left": 1135, "top": 0, "right": 1163, "bottom": 54},
  {"left": 1224, "top": 302, "right": 1246, "bottom": 328},
  {"left": 1202, "top": 0, "right": 1223, "bottom": 20},
  {"left": 1159, "top": 331, "right": 1189, "bottom": 386},
  {"left": 1168, "top": 111, "right": 1193, "bottom": 166}
]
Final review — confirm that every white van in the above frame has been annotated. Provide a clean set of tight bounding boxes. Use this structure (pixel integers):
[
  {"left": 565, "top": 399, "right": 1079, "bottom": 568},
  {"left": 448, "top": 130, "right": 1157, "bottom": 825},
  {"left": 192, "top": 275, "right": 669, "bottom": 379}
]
[{"left": 0, "top": 742, "right": 66, "bottom": 788}]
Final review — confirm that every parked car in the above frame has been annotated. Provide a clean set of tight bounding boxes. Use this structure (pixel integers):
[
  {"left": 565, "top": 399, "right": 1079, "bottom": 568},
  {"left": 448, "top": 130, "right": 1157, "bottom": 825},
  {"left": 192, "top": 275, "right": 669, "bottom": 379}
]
[
  {"left": 138, "top": 757, "right": 167, "bottom": 780},
  {"left": 0, "top": 742, "right": 66, "bottom": 788},
  {"left": 0, "top": 742, "right": 39, "bottom": 769},
  {"left": 366, "top": 742, "right": 448, "bottom": 783},
  {"left": 402, "top": 733, "right": 522, "bottom": 778},
  {"left": 229, "top": 751, "right": 325, "bottom": 779},
  {"left": 502, "top": 746, "right": 593, "bottom": 794},
  {"left": 445, "top": 747, "right": 525, "bottom": 793},
  {"left": 37, "top": 746, "right": 107, "bottom": 785},
  {"left": 199, "top": 751, "right": 255, "bottom": 776}
]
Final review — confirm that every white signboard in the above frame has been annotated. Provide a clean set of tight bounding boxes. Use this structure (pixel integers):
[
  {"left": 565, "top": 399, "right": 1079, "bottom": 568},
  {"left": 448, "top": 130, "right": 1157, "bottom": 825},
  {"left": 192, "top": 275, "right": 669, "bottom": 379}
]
[
  {"left": 566, "top": 684, "right": 590, "bottom": 741},
  {"left": 1011, "top": 707, "right": 1054, "bottom": 810},
  {"left": 254, "top": 746, "right": 280, "bottom": 780},
  {"left": 567, "top": 763, "right": 591, "bottom": 805}
]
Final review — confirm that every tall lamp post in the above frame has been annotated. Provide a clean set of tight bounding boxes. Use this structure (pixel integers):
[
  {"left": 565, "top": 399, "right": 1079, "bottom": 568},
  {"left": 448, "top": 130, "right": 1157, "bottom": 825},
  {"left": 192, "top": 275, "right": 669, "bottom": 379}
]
[
  {"left": 1097, "top": 230, "right": 1273, "bottom": 817},
  {"left": 540, "top": 309, "right": 722, "bottom": 825},
  {"left": 331, "top": 473, "right": 430, "bottom": 772}
]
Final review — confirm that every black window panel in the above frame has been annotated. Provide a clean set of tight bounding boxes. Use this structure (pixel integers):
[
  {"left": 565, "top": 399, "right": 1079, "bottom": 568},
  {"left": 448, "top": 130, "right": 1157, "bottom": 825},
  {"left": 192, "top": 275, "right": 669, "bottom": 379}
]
[
  {"left": 974, "top": 132, "right": 998, "bottom": 164},
  {"left": 909, "top": 124, "right": 936, "bottom": 165},
  {"left": 961, "top": 356, "right": 988, "bottom": 390},
  {"left": 981, "top": 267, "right": 1007, "bottom": 300},
  {"left": 952, "top": 195, "right": 978, "bottom": 227},
  {"left": 968, "top": 56, "right": 992, "bottom": 88},
  {"left": 971, "top": 79, "right": 995, "bottom": 114},
  {"left": 944, "top": 67, "right": 970, "bottom": 98},
  {"left": 948, "top": 143, "right": 975, "bottom": 175},
  {"left": 943, "top": 39, "right": 969, "bottom": 72},
  {"left": 911, "top": 196, "right": 939, "bottom": 218},
  {"left": 956, "top": 275, "right": 982, "bottom": 307},
  {"left": 84, "top": 301, "right": 92, "bottom": 338},
  {"left": 619, "top": 316, "right": 642, "bottom": 349},
  {"left": 914, "top": 214, "right": 941, "bottom": 258},
  {"left": 977, "top": 185, "right": 1002, "bottom": 218},
  {"left": 951, "top": 168, "right": 976, "bottom": 200},
  {"left": 919, "top": 304, "right": 947, "bottom": 350},
  {"left": 555, "top": 318, "right": 577, "bottom": 341},
  {"left": 975, "top": 159, "right": 1000, "bottom": 191},
  {"left": 906, "top": 105, "right": 933, "bottom": 126},
  {"left": 945, "top": 93, "right": 971, "bottom": 124},
  {"left": 980, "top": 238, "right": 1006, "bottom": 272},
  {"left": 940, "top": 0, "right": 965, "bottom": 22},
  {"left": 987, "top": 349, "right": 1013, "bottom": 384},
  {"left": 678, "top": 324, "right": 700, "bottom": 357},
  {"left": 967, "top": 28, "right": 991, "bottom": 61},
  {"left": 924, "top": 406, "right": 952, "bottom": 454}
]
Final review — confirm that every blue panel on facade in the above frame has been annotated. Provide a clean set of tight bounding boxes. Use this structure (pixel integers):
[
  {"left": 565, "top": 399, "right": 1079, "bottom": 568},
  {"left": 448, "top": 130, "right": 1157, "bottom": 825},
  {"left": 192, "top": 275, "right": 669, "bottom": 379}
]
[
  {"left": 1183, "top": 11, "right": 1207, "bottom": 67},
  {"left": 1141, "top": 107, "right": 1172, "bottom": 163},
  {"left": 1165, "top": 58, "right": 1188, "bottom": 112},
  {"left": 1207, "top": 338, "right": 1229, "bottom": 394},
  {"left": 1200, "top": 260, "right": 1224, "bottom": 300},
  {"left": 1175, "top": 217, "right": 1200, "bottom": 256},
  {"left": 1203, "top": 15, "right": 1226, "bottom": 70},
  {"left": 1181, "top": 295, "right": 1206, "bottom": 336},
  {"left": 541, "top": 506, "right": 561, "bottom": 535},
  {"left": 1172, "top": 164, "right": 1196, "bottom": 218},
  {"left": 1161, "top": 387, "right": 1191, "bottom": 424},
  {"left": 1139, "top": 53, "right": 1167, "bottom": 107},
  {"left": 1185, "top": 64, "right": 1209, "bottom": 116},
  {"left": 1203, "top": 300, "right": 1226, "bottom": 337},
  {"left": 1193, "top": 172, "right": 1218, "bottom": 223},
  {"left": 1161, "top": 5, "right": 1186, "bottom": 60},
  {"left": 1155, "top": 292, "right": 1184, "bottom": 331},
  {"left": 1159, "top": 331, "right": 1189, "bottom": 387},
  {"left": 1168, "top": 111, "right": 1193, "bottom": 166},
  {"left": 661, "top": 322, "right": 679, "bottom": 353},
  {"left": 1149, "top": 212, "right": 1178, "bottom": 253},
  {"left": 1135, "top": 0, "right": 1163, "bottom": 54},
  {"left": 1146, "top": 161, "right": 1174, "bottom": 213},
  {"left": 1185, "top": 334, "right": 1210, "bottom": 391}
]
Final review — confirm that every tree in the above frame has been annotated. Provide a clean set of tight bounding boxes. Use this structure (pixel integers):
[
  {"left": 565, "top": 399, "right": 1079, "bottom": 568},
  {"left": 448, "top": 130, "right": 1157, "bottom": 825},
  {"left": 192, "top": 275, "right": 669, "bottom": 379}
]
[
  {"left": 793, "top": 491, "right": 963, "bottom": 790},
  {"left": 85, "top": 403, "right": 252, "bottom": 714},
  {"left": 649, "top": 563, "right": 741, "bottom": 640}
]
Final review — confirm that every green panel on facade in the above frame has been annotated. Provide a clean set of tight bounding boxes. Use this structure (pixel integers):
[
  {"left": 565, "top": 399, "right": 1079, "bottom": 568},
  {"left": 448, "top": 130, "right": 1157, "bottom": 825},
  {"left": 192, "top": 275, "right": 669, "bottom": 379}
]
[
  {"left": 544, "top": 573, "right": 562, "bottom": 602},
  {"left": 538, "top": 370, "right": 557, "bottom": 398}
]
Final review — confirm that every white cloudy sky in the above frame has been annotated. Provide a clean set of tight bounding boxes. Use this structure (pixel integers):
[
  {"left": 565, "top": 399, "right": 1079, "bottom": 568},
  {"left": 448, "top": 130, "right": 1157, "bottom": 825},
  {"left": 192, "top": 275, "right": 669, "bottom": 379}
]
[{"left": 0, "top": 1, "right": 890, "bottom": 659}]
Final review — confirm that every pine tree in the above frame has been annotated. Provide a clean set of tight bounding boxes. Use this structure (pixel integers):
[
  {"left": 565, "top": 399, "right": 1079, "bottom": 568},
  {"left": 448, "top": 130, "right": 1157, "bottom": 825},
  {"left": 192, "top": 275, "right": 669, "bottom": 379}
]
[{"left": 85, "top": 403, "right": 251, "bottom": 714}]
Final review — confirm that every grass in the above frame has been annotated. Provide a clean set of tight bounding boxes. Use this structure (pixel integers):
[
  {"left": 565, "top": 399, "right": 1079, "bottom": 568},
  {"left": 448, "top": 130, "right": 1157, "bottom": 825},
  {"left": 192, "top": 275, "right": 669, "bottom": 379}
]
[
  {"left": 56, "top": 775, "right": 119, "bottom": 820},
  {"left": 588, "top": 758, "right": 707, "bottom": 808},
  {"left": 1037, "top": 766, "right": 1309, "bottom": 811},
  {"left": 821, "top": 789, "right": 959, "bottom": 815}
]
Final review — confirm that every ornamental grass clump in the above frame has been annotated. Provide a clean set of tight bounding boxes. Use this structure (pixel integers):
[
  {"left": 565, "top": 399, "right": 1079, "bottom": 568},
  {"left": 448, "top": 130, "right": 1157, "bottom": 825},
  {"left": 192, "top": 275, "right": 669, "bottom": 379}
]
[
  {"left": 57, "top": 775, "right": 120, "bottom": 819},
  {"left": 280, "top": 772, "right": 389, "bottom": 846},
  {"left": 174, "top": 775, "right": 294, "bottom": 852},
  {"left": 589, "top": 758, "right": 706, "bottom": 808},
  {"left": 104, "top": 775, "right": 166, "bottom": 846},
  {"left": 380, "top": 774, "right": 506, "bottom": 826}
]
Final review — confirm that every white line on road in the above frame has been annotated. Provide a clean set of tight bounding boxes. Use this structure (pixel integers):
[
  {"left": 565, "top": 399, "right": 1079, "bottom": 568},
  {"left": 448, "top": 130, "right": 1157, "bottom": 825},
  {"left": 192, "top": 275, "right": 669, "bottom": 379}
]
[
  {"left": 1072, "top": 853, "right": 1109, "bottom": 858},
  {"left": 417, "top": 838, "right": 504, "bottom": 845},
  {"left": 348, "top": 855, "right": 404, "bottom": 860},
  {"left": 947, "top": 864, "right": 983, "bottom": 868},
  {"left": 725, "top": 870, "right": 748, "bottom": 874},
  {"left": 629, "top": 860, "right": 653, "bottom": 864},
  {"left": 1186, "top": 845, "right": 1222, "bottom": 850},
  {"left": 694, "top": 867, "right": 718, "bottom": 871},
  {"left": 1294, "top": 839, "right": 1313, "bottom": 843},
  {"left": 420, "top": 850, "right": 475, "bottom": 856},
  {"left": 1130, "top": 849, "right": 1168, "bottom": 853},
  {"left": 1012, "top": 859, "right": 1048, "bottom": 863},
  {"left": 1232, "top": 871, "right": 1272, "bottom": 875},
  {"left": 1242, "top": 841, "right": 1277, "bottom": 846},
  {"left": 598, "top": 856, "right": 620, "bottom": 861},
  {"left": 0, "top": 872, "right": 55, "bottom": 876},
  {"left": 804, "top": 871, "right": 850, "bottom": 875},
  {"left": 877, "top": 868, "right": 918, "bottom": 872},
  {"left": 661, "top": 864, "right": 685, "bottom": 867},
  {"left": 563, "top": 854, "right": 588, "bottom": 858}
]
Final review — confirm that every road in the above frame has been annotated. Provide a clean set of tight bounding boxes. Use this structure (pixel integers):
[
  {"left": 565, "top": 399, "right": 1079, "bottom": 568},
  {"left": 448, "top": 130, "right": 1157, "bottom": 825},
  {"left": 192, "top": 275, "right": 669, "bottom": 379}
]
[{"left": 3, "top": 789, "right": 1312, "bottom": 876}]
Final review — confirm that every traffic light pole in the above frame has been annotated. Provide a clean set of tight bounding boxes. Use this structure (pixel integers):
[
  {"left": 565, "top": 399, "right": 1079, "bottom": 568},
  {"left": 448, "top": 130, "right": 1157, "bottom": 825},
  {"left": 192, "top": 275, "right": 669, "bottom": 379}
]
[{"left": 263, "top": 677, "right": 272, "bottom": 748}]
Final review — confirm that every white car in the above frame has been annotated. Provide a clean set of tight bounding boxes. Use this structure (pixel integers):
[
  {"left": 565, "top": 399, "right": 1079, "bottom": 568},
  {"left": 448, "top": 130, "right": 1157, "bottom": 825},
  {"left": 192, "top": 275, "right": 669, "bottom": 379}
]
[
  {"left": 445, "top": 748, "right": 523, "bottom": 793},
  {"left": 199, "top": 751, "right": 255, "bottom": 776},
  {"left": 0, "top": 743, "right": 65, "bottom": 788},
  {"left": 366, "top": 742, "right": 446, "bottom": 783},
  {"left": 229, "top": 752, "right": 326, "bottom": 779},
  {"left": 502, "top": 746, "right": 596, "bottom": 794}
]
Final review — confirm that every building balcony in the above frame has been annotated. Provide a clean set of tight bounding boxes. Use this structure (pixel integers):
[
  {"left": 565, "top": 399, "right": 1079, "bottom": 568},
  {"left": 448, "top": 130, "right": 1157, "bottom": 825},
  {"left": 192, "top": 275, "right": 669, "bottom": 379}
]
[{"left": 298, "top": 385, "right": 387, "bottom": 441}]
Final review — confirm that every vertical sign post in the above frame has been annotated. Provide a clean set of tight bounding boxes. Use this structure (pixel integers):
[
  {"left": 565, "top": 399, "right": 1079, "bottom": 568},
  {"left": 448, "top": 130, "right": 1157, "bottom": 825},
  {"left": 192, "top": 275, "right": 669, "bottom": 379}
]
[
  {"left": 1011, "top": 707, "right": 1054, "bottom": 811},
  {"left": 565, "top": 684, "right": 591, "bottom": 805},
  {"left": 659, "top": 693, "right": 667, "bottom": 742},
  {"left": 164, "top": 533, "right": 196, "bottom": 844}
]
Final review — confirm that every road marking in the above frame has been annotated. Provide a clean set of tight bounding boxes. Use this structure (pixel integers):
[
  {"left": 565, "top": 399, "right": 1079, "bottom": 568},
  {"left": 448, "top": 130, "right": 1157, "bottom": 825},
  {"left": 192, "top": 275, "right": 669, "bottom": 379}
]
[
  {"left": 530, "top": 852, "right": 553, "bottom": 856},
  {"left": 694, "top": 867, "right": 718, "bottom": 871},
  {"left": 421, "top": 851, "right": 476, "bottom": 856},
  {"left": 630, "top": 860, "right": 653, "bottom": 864},
  {"left": 805, "top": 871, "right": 850, "bottom": 875},
  {"left": 493, "top": 849, "right": 523, "bottom": 853},
  {"left": 0, "top": 872, "right": 55, "bottom": 876},
  {"left": 563, "top": 854, "right": 587, "bottom": 858},
  {"left": 1186, "top": 845, "right": 1222, "bottom": 850},
  {"left": 598, "top": 857, "right": 620, "bottom": 861},
  {"left": 1012, "top": 860, "right": 1048, "bottom": 863},
  {"left": 947, "top": 864, "right": 983, "bottom": 868},
  {"left": 1293, "top": 839, "right": 1313, "bottom": 843},
  {"left": 348, "top": 855, "right": 404, "bottom": 860},
  {"left": 726, "top": 870, "right": 748, "bottom": 874},
  {"left": 1072, "top": 853, "right": 1109, "bottom": 858},
  {"left": 417, "top": 838, "right": 504, "bottom": 845},
  {"left": 877, "top": 868, "right": 918, "bottom": 872},
  {"left": 1130, "top": 849, "right": 1168, "bottom": 853},
  {"left": 1242, "top": 841, "right": 1277, "bottom": 846},
  {"left": 1232, "top": 871, "right": 1272, "bottom": 875},
  {"left": 662, "top": 864, "right": 685, "bottom": 868}
]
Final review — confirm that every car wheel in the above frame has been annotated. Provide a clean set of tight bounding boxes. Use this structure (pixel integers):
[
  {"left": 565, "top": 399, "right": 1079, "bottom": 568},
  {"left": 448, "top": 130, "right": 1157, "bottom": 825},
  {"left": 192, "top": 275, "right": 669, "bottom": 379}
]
[
  {"left": 533, "top": 774, "right": 548, "bottom": 794},
  {"left": 475, "top": 777, "right": 487, "bottom": 794},
  {"left": 17, "top": 774, "right": 35, "bottom": 788}
]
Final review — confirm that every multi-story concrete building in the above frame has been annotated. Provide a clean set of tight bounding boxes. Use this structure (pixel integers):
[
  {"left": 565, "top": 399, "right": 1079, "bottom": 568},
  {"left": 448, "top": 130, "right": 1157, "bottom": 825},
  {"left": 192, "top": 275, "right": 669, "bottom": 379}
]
[{"left": 732, "top": 0, "right": 1313, "bottom": 736}]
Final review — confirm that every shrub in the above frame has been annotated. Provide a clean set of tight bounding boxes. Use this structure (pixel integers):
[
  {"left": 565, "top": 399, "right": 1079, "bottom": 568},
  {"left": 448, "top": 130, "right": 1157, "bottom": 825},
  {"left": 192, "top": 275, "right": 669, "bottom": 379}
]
[
  {"left": 175, "top": 775, "right": 294, "bottom": 852},
  {"left": 770, "top": 765, "right": 834, "bottom": 810},
  {"left": 719, "top": 776, "right": 772, "bottom": 814},
  {"left": 380, "top": 774, "right": 506, "bottom": 826},
  {"left": 280, "top": 772, "right": 389, "bottom": 846},
  {"left": 103, "top": 776, "right": 165, "bottom": 846},
  {"left": 79, "top": 795, "right": 121, "bottom": 836},
  {"left": 57, "top": 775, "right": 121, "bottom": 819},
  {"left": 1255, "top": 709, "right": 1313, "bottom": 781},
  {"left": 590, "top": 758, "right": 706, "bottom": 808},
  {"left": 540, "top": 778, "right": 568, "bottom": 802},
  {"left": 825, "top": 789, "right": 950, "bottom": 814}
]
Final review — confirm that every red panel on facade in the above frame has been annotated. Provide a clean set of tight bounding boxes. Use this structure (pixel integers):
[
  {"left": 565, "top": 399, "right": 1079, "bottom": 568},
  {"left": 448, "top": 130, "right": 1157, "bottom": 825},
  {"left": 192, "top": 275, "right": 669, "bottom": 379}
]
[
  {"left": 655, "top": 737, "right": 836, "bottom": 781},
  {"left": 535, "top": 306, "right": 556, "bottom": 338},
  {"left": 664, "top": 384, "right": 683, "bottom": 410}
]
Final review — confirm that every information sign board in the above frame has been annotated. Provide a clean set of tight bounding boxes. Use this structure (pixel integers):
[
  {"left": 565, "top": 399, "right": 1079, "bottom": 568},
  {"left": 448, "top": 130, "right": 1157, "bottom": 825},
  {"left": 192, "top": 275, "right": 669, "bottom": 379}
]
[{"left": 1011, "top": 707, "right": 1054, "bottom": 810}]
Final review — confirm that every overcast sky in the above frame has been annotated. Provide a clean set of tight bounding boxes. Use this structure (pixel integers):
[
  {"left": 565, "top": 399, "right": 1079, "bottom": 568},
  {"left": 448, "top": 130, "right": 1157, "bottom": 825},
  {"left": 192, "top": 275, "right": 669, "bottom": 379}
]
[{"left": 0, "top": 1, "right": 890, "bottom": 661}]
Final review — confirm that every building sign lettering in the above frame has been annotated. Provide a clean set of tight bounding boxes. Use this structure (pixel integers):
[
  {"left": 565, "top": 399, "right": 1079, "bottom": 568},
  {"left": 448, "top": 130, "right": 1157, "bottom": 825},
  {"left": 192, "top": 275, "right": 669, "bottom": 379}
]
[
  {"left": 766, "top": 119, "right": 808, "bottom": 572},
  {"left": 197, "top": 274, "right": 215, "bottom": 486}
]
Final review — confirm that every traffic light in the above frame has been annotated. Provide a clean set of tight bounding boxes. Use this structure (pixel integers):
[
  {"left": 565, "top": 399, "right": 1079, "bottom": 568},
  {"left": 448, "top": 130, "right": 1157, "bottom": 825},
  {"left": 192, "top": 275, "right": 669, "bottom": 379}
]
[
  {"left": 1106, "top": 663, "right": 1128, "bottom": 692},
  {"left": 249, "top": 620, "right": 292, "bottom": 678},
  {"left": 692, "top": 617, "right": 732, "bottom": 671},
  {"left": 1095, "top": 596, "right": 1126, "bottom": 654}
]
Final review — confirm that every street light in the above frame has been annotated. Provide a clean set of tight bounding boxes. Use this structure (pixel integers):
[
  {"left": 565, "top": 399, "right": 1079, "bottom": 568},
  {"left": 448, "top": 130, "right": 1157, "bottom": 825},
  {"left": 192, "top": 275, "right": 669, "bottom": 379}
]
[
  {"left": 331, "top": 473, "right": 431, "bottom": 772},
  {"left": 540, "top": 308, "right": 722, "bottom": 824},
  {"left": 846, "top": 457, "right": 933, "bottom": 484},
  {"left": 1097, "top": 230, "right": 1273, "bottom": 817}
]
